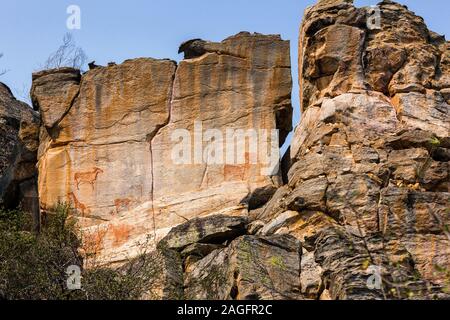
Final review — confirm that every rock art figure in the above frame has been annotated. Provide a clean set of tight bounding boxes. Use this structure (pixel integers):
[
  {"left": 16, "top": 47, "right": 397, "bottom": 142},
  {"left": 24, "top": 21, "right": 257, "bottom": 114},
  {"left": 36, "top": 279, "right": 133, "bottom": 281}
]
[
  {"left": 74, "top": 167, "right": 104, "bottom": 191},
  {"left": 67, "top": 192, "right": 91, "bottom": 217}
]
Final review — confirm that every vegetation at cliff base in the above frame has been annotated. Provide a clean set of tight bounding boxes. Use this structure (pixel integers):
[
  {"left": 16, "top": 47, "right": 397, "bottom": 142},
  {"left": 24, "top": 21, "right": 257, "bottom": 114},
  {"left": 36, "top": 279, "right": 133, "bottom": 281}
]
[{"left": 0, "top": 205, "right": 157, "bottom": 300}]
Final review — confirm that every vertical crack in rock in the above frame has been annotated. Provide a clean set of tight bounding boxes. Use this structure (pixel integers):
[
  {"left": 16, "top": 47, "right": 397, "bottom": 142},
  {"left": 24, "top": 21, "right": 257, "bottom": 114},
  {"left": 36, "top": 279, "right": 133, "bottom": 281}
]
[
  {"left": 149, "top": 62, "right": 178, "bottom": 239},
  {"left": 47, "top": 89, "right": 81, "bottom": 142}
]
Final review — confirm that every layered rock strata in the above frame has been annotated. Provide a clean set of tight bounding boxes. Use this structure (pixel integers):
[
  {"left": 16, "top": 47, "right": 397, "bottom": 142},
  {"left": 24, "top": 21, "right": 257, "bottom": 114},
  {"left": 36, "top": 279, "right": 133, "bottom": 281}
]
[
  {"left": 31, "top": 32, "right": 292, "bottom": 264},
  {"left": 251, "top": 0, "right": 449, "bottom": 299}
]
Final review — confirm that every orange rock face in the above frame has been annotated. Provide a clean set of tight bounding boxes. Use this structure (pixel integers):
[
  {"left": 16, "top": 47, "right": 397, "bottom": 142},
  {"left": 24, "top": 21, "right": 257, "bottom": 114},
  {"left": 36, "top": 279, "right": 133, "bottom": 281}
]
[
  {"left": 0, "top": 83, "right": 40, "bottom": 221},
  {"left": 32, "top": 33, "right": 292, "bottom": 264}
]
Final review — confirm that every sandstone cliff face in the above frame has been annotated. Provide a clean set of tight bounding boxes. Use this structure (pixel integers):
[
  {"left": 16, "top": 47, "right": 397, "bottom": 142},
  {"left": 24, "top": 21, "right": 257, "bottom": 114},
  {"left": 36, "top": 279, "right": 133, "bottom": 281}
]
[
  {"left": 251, "top": 0, "right": 449, "bottom": 299},
  {"left": 32, "top": 32, "right": 292, "bottom": 264},
  {"left": 20, "top": 0, "right": 449, "bottom": 300},
  {"left": 0, "top": 83, "right": 40, "bottom": 221}
]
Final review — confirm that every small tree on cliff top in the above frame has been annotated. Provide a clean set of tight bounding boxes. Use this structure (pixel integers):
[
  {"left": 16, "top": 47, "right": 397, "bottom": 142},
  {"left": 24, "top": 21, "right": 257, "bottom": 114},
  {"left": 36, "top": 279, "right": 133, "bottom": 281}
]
[{"left": 43, "top": 33, "right": 87, "bottom": 71}]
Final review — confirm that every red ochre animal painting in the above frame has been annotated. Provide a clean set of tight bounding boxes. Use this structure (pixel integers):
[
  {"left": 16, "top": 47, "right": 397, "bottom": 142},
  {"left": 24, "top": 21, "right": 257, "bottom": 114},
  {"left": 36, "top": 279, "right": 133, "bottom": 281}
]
[
  {"left": 67, "top": 192, "right": 91, "bottom": 217},
  {"left": 74, "top": 167, "right": 104, "bottom": 191}
]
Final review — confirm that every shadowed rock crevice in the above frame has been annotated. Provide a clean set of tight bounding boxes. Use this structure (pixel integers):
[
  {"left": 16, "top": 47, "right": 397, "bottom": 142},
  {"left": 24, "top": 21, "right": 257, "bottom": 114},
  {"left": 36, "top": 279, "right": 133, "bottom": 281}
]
[{"left": 0, "top": 82, "right": 40, "bottom": 227}]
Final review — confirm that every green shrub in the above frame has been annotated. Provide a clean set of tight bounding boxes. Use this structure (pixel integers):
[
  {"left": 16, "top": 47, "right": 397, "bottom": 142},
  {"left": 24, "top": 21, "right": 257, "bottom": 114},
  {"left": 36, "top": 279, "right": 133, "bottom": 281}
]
[{"left": 0, "top": 204, "right": 157, "bottom": 300}]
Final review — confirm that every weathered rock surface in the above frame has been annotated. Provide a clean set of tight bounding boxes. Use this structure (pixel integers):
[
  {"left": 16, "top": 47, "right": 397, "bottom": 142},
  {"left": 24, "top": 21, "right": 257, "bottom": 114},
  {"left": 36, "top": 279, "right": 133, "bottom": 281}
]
[
  {"left": 0, "top": 83, "right": 40, "bottom": 221},
  {"left": 184, "top": 234, "right": 302, "bottom": 300},
  {"left": 133, "top": 215, "right": 301, "bottom": 300},
  {"left": 251, "top": 0, "right": 449, "bottom": 300},
  {"left": 32, "top": 32, "right": 292, "bottom": 264},
  {"left": 22, "top": 0, "right": 449, "bottom": 300},
  {"left": 158, "top": 215, "right": 248, "bottom": 251}
]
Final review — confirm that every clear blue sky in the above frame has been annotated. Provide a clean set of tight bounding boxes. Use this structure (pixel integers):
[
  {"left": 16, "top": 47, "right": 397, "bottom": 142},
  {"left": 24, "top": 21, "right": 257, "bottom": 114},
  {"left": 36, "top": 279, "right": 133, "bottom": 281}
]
[{"left": 1, "top": 0, "right": 449, "bottom": 131}]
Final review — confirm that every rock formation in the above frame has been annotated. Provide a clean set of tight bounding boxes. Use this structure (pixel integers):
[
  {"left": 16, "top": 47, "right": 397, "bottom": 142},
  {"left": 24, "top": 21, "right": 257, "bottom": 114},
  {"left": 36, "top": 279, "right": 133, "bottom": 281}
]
[
  {"left": 0, "top": 83, "right": 40, "bottom": 224},
  {"left": 132, "top": 215, "right": 302, "bottom": 300},
  {"left": 252, "top": 0, "right": 449, "bottom": 299},
  {"left": 3, "top": 0, "right": 446, "bottom": 300},
  {"left": 31, "top": 32, "right": 292, "bottom": 264},
  {"left": 154, "top": 0, "right": 448, "bottom": 300}
]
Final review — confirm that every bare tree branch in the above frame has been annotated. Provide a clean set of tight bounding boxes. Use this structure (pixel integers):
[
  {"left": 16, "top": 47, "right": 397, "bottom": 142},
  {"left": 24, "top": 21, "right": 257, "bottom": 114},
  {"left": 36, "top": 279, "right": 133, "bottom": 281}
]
[
  {"left": 0, "top": 53, "right": 9, "bottom": 77},
  {"left": 14, "top": 83, "right": 32, "bottom": 105},
  {"left": 43, "top": 33, "right": 88, "bottom": 71}
]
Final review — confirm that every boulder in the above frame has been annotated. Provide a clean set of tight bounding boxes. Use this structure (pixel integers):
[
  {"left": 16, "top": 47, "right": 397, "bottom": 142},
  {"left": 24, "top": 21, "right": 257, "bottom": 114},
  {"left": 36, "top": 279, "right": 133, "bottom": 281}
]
[
  {"left": 158, "top": 215, "right": 248, "bottom": 251},
  {"left": 184, "top": 234, "right": 302, "bottom": 300},
  {"left": 121, "top": 248, "right": 184, "bottom": 300}
]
